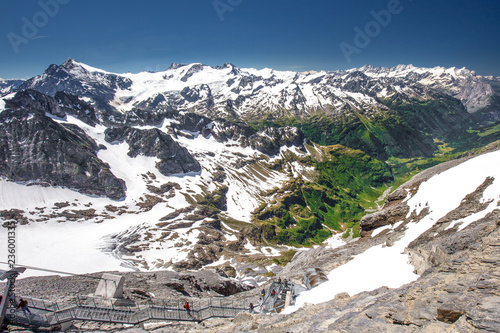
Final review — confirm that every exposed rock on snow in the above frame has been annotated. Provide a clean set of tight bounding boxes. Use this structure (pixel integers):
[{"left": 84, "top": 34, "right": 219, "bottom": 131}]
[
  {"left": 104, "top": 126, "right": 201, "bottom": 175},
  {"left": 0, "top": 95, "right": 126, "bottom": 200}
]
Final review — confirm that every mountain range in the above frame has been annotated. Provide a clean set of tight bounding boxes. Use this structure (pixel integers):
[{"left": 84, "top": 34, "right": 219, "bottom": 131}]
[{"left": 0, "top": 59, "right": 499, "bottom": 280}]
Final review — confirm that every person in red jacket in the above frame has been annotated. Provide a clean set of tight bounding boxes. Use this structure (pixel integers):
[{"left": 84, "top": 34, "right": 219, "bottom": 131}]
[
  {"left": 184, "top": 301, "right": 191, "bottom": 316},
  {"left": 17, "top": 298, "right": 31, "bottom": 317}
]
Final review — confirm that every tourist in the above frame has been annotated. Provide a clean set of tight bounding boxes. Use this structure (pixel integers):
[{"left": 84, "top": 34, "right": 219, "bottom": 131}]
[
  {"left": 17, "top": 298, "right": 31, "bottom": 317},
  {"left": 184, "top": 301, "right": 191, "bottom": 316}
]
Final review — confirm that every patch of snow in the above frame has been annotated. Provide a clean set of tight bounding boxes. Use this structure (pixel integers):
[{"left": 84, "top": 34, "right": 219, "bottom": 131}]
[
  {"left": 324, "top": 233, "right": 346, "bottom": 249},
  {"left": 261, "top": 246, "right": 282, "bottom": 256},
  {"left": 224, "top": 234, "right": 238, "bottom": 242},
  {"left": 371, "top": 225, "right": 392, "bottom": 237},
  {"left": 244, "top": 241, "right": 261, "bottom": 255},
  {"left": 203, "top": 256, "right": 229, "bottom": 268},
  {"left": 74, "top": 60, "right": 115, "bottom": 75}
]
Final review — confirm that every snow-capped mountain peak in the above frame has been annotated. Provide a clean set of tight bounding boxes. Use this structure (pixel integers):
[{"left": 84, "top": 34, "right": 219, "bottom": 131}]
[{"left": 15, "top": 58, "right": 500, "bottom": 122}]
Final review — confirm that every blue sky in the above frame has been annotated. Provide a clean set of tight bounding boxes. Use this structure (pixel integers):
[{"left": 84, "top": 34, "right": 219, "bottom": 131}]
[{"left": 1, "top": 0, "right": 499, "bottom": 79}]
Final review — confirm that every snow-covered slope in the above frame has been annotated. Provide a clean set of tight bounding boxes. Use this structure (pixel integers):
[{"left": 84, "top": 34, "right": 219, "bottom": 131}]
[
  {"left": 284, "top": 148, "right": 500, "bottom": 313},
  {"left": 0, "top": 95, "right": 306, "bottom": 278},
  {"left": 354, "top": 64, "right": 495, "bottom": 113},
  {"left": 19, "top": 59, "right": 499, "bottom": 121}
]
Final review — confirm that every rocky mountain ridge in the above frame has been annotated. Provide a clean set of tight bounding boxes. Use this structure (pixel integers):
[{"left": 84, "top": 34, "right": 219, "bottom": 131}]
[
  {"left": 7, "top": 58, "right": 499, "bottom": 162},
  {"left": 0, "top": 78, "right": 23, "bottom": 96},
  {"left": 12, "top": 59, "right": 500, "bottom": 123}
]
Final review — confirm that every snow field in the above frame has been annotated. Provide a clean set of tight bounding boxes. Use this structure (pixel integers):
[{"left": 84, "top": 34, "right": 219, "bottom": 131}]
[{"left": 0, "top": 112, "right": 297, "bottom": 277}]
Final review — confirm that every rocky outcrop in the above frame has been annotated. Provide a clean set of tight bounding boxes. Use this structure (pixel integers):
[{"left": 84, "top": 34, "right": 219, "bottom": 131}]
[
  {"left": 360, "top": 154, "right": 480, "bottom": 235},
  {"left": 18, "top": 58, "right": 132, "bottom": 115},
  {"left": 6, "top": 89, "right": 67, "bottom": 118},
  {"left": 0, "top": 78, "right": 23, "bottom": 96},
  {"left": 104, "top": 126, "right": 201, "bottom": 175},
  {"left": 3, "top": 269, "right": 252, "bottom": 302},
  {"left": 209, "top": 119, "right": 256, "bottom": 142},
  {"left": 359, "top": 188, "right": 410, "bottom": 234},
  {"left": 248, "top": 126, "right": 305, "bottom": 156},
  {"left": 6, "top": 89, "right": 99, "bottom": 126},
  {"left": 173, "top": 112, "right": 212, "bottom": 133},
  {"left": 54, "top": 91, "right": 99, "bottom": 125},
  {"left": 0, "top": 106, "right": 126, "bottom": 200}
]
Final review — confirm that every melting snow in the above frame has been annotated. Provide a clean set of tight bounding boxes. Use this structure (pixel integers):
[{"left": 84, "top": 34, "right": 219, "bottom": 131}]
[
  {"left": 284, "top": 150, "right": 500, "bottom": 314},
  {"left": 0, "top": 112, "right": 296, "bottom": 277}
]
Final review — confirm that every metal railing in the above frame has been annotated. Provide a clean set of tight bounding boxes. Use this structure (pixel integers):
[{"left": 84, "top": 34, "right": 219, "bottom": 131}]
[
  {"left": 8, "top": 295, "right": 251, "bottom": 328},
  {"left": 10, "top": 282, "right": 305, "bottom": 329}
]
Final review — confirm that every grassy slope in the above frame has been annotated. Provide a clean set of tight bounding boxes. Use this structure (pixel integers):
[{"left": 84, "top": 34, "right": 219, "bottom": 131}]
[
  {"left": 248, "top": 96, "right": 500, "bottom": 247},
  {"left": 253, "top": 144, "right": 393, "bottom": 246}
]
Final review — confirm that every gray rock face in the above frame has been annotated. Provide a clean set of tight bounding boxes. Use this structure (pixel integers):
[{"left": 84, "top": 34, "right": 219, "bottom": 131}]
[
  {"left": 247, "top": 126, "right": 305, "bottom": 156},
  {"left": 0, "top": 106, "right": 125, "bottom": 200},
  {"left": 55, "top": 91, "right": 99, "bottom": 126},
  {"left": 209, "top": 119, "right": 256, "bottom": 143},
  {"left": 104, "top": 126, "right": 201, "bottom": 175},
  {"left": 6, "top": 89, "right": 66, "bottom": 118},
  {"left": 18, "top": 58, "right": 132, "bottom": 112},
  {"left": 173, "top": 112, "right": 213, "bottom": 133},
  {"left": 0, "top": 78, "right": 23, "bottom": 96}
]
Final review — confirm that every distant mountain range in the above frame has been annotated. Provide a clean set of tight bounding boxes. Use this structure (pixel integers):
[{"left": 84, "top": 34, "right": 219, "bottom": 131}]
[
  {"left": 4, "top": 58, "right": 500, "bottom": 160},
  {"left": 7, "top": 59, "right": 499, "bottom": 121}
]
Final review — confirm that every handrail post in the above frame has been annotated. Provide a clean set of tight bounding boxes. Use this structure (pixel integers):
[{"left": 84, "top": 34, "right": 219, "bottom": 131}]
[{"left": 162, "top": 299, "right": 167, "bottom": 319}]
